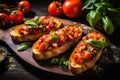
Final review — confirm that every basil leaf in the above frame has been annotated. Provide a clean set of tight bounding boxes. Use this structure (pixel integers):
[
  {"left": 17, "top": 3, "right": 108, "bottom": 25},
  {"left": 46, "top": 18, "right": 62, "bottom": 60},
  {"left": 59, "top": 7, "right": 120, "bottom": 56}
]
[
  {"left": 108, "top": 8, "right": 120, "bottom": 26},
  {"left": 50, "top": 33, "right": 59, "bottom": 42},
  {"left": 24, "top": 20, "right": 38, "bottom": 26},
  {"left": 33, "top": 16, "right": 39, "bottom": 22},
  {"left": 85, "top": 39, "right": 108, "bottom": 48},
  {"left": 51, "top": 58, "right": 59, "bottom": 64},
  {"left": 102, "top": 16, "right": 114, "bottom": 35},
  {"left": 51, "top": 57, "right": 68, "bottom": 67},
  {"left": 82, "top": 0, "right": 97, "bottom": 10},
  {"left": 87, "top": 10, "right": 101, "bottom": 27},
  {"left": 17, "top": 42, "right": 32, "bottom": 51}
]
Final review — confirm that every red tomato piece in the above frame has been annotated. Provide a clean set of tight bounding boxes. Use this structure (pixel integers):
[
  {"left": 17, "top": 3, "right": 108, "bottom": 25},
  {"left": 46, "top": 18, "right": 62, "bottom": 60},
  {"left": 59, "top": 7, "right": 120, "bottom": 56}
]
[
  {"left": 9, "top": 10, "right": 24, "bottom": 24},
  {"left": 48, "top": 1, "right": 63, "bottom": 17},
  {"left": 52, "top": 43, "right": 58, "bottom": 48},
  {"left": 38, "top": 42, "right": 46, "bottom": 52},
  {"left": 0, "top": 12, "right": 9, "bottom": 27},
  {"left": 18, "top": 0, "right": 31, "bottom": 14},
  {"left": 84, "top": 51, "right": 92, "bottom": 60},
  {"left": 63, "top": 0, "right": 83, "bottom": 18}
]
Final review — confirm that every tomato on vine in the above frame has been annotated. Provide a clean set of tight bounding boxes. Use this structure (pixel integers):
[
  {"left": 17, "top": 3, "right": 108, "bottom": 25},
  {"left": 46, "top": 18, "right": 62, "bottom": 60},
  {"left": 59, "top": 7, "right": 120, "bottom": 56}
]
[
  {"left": 63, "top": 0, "right": 83, "bottom": 18},
  {"left": 0, "top": 12, "right": 9, "bottom": 27},
  {"left": 48, "top": 1, "right": 63, "bottom": 17},
  {"left": 9, "top": 10, "right": 24, "bottom": 24},
  {"left": 18, "top": 0, "right": 31, "bottom": 14}
]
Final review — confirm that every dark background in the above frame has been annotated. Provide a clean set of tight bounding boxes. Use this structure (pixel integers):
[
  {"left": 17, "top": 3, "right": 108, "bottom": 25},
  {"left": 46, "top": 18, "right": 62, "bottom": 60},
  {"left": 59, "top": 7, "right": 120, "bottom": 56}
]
[{"left": 0, "top": 0, "right": 120, "bottom": 80}]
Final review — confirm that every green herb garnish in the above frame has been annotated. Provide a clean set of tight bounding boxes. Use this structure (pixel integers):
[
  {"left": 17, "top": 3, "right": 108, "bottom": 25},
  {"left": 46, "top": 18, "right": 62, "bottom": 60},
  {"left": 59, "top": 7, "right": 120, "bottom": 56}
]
[
  {"left": 51, "top": 57, "right": 68, "bottom": 67},
  {"left": 50, "top": 33, "right": 59, "bottom": 42},
  {"left": 24, "top": 16, "right": 39, "bottom": 26},
  {"left": 82, "top": 0, "right": 120, "bottom": 35},
  {"left": 17, "top": 42, "right": 32, "bottom": 51},
  {"left": 85, "top": 39, "right": 108, "bottom": 48}
]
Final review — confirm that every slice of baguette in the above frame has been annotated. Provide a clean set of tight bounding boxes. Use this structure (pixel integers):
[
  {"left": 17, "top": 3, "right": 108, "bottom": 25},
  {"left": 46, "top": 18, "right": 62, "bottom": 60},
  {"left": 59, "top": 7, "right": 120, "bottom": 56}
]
[
  {"left": 69, "top": 32, "right": 107, "bottom": 74},
  {"left": 32, "top": 25, "right": 82, "bottom": 60},
  {"left": 10, "top": 16, "right": 63, "bottom": 42}
]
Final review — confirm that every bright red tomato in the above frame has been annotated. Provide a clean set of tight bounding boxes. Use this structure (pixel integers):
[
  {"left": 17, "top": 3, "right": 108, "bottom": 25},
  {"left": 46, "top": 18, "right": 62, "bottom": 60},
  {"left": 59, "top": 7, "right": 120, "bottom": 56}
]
[
  {"left": 63, "top": 0, "right": 83, "bottom": 18},
  {"left": 9, "top": 10, "right": 24, "bottom": 24},
  {"left": 0, "top": 12, "right": 9, "bottom": 27},
  {"left": 18, "top": 0, "right": 31, "bottom": 14},
  {"left": 48, "top": 1, "right": 63, "bottom": 17}
]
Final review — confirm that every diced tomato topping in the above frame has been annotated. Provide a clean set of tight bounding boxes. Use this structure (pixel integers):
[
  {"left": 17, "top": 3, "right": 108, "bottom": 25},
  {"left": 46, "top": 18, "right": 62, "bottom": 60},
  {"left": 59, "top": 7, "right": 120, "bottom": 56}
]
[
  {"left": 72, "top": 53, "right": 79, "bottom": 60},
  {"left": 22, "top": 31, "right": 29, "bottom": 35},
  {"left": 87, "top": 33, "right": 94, "bottom": 39},
  {"left": 76, "top": 56, "right": 83, "bottom": 63},
  {"left": 59, "top": 35, "right": 65, "bottom": 42},
  {"left": 48, "top": 21, "right": 54, "bottom": 28},
  {"left": 38, "top": 25, "right": 43, "bottom": 29},
  {"left": 38, "top": 16, "right": 46, "bottom": 22},
  {"left": 68, "top": 34, "right": 74, "bottom": 41},
  {"left": 79, "top": 41, "right": 85, "bottom": 46},
  {"left": 73, "top": 53, "right": 83, "bottom": 63},
  {"left": 52, "top": 43, "right": 58, "bottom": 48},
  {"left": 44, "top": 19, "right": 49, "bottom": 25},
  {"left": 46, "top": 25, "right": 51, "bottom": 31},
  {"left": 83, "top": 51, "right": 92, "bottom": 60},
  {"left": 74, "top": 32, "right": 79, "bottom": 38},
  {"left": 18, "top": 27, "right": 22, "bottom": 33},
  {"left": 77, "top": 47, "right": 82, "bottom": 53},
  {"left": 38, "top": 42, "right": 46, "bottom": 52},
  {"left": 90, "top": 47, "right": 94, "bottom": 52}
]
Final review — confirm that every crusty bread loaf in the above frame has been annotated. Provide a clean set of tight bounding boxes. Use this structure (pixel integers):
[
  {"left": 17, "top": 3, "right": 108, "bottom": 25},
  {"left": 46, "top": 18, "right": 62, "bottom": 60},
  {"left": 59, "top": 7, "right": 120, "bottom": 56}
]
[
  {"left": 10, "top": 16, "right": 63, "bottom": 42},
  {"left": 69, "top": 32, "right": 107, "bottom": 74},
  {"left": 32, "top": 25, "right": 82, "bottom": 60}
]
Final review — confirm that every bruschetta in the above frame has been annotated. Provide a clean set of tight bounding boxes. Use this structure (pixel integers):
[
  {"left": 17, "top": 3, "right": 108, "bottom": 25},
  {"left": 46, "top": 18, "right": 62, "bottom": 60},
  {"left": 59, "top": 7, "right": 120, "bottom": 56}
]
[
  {"left": 32, "top": 25, "right": 82, "bottom": 60},
  {"left": 69, "top": 32, "right": 108, "bottom": 74},
  {"left": 10, "top": 16, "right": 63, "bottom": 42}
]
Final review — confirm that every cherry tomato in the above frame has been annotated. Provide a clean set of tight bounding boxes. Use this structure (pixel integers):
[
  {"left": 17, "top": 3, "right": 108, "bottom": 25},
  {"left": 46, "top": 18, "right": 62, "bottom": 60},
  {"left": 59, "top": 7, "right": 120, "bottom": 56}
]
[
  {"left": 9, "top": 10, "right": 24, "bottom": 24},
  {"left": 0, "top": 12, "right": 9, "bottom": 27},
  {"left": 48, "top": 1, "right": 63, "bottom": 17},
  {"left": 63, "top": 0, "right": 83, "bottom": 18},
  {"left": 18, "top": 0, "right": 31, "bottom": 14}
]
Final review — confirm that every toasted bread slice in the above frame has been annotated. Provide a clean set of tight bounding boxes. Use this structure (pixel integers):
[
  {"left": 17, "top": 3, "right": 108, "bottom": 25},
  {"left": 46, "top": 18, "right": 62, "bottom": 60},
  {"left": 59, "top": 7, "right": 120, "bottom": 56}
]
[
  {"left": 32, "top": 25, "right": 82, "bottom": 60},
  {"left": 10, "top": 16, "right": 63, "bottom": 42},
  {"left": 69, "top": 32, "right": 107, "bottom": 74}
]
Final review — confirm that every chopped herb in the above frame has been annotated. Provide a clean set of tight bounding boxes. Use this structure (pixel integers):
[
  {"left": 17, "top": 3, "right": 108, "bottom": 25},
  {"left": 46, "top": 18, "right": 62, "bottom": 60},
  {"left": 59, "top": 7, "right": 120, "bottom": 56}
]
[{"left": 50, "top": 33, "right": 59, "bottom": 42}]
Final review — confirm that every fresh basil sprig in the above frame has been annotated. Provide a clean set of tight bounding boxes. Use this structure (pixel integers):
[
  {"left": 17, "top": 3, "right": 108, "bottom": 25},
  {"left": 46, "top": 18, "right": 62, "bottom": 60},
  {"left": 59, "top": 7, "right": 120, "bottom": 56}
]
[
  {"left": 102, "top": 16, "right": 114, "bottom": 35},
  {"left": 17, "top": 42, "right": 32, "bottom": 51},
  {"left": 24, "top": 16, "right": 39, "bottom": 26},
  {"left": 51, "top": 57, "right": 68, "bottom": 67},
  {"left": 83, "top": 0, "right": 120, "bottom": 35},
  {"left": 85, "top": 39, "right": 108, "bottom": 48}
]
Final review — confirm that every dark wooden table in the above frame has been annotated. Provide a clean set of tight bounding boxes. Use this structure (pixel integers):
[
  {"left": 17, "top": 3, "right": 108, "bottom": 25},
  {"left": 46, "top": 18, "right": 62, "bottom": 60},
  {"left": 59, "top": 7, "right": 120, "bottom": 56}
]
[{"left": 0, "top": 0, "right": 120, "bottom": 80}]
